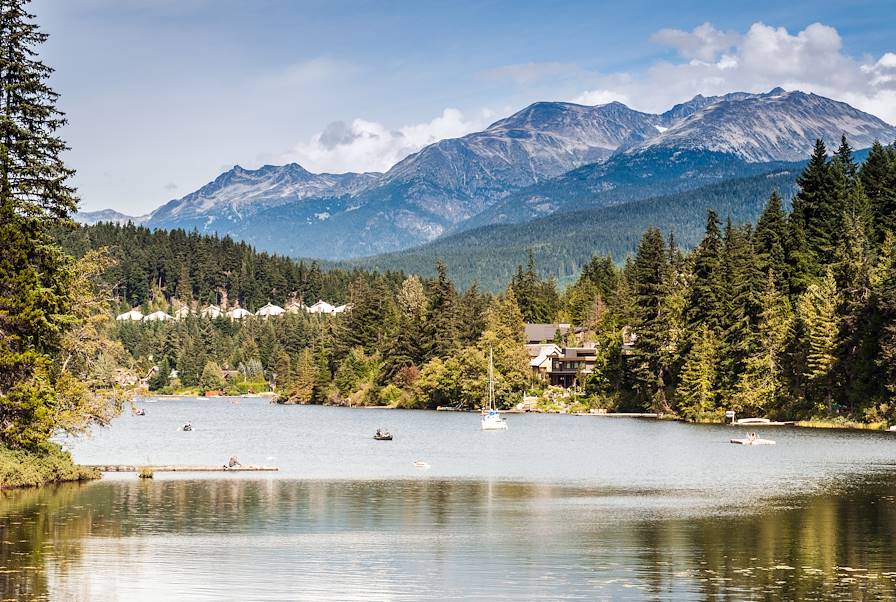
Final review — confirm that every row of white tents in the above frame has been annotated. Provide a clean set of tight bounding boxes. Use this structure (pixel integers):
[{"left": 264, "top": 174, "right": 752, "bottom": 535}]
[{"left": 116, "top": 300, "right": 350, "bottom": 322}]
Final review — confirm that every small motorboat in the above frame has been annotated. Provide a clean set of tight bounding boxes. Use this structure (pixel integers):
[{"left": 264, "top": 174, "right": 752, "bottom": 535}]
[
  {"left": 135, "top": 408, "right": 146, "bottom": 416},
  {"left": 889, "top": 425, "right": 896, "bottom": 432},
  {"left": 731, "top": 432, "right": 775, "bottom": 445},
  {"left": 373, "top": 429, "right": 393, "bottom": 441},
  {"left": 182, "top": 422, "right": 193, "bottom": 432},
  {"left": 413, "top": 460, "right": 430, "bottom": 469}
]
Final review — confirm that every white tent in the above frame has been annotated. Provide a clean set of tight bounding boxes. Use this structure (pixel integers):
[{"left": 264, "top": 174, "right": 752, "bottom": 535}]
[
  {"left": 143, "top": 310, "right": 172, "bottom": 322},
  {"left": 116, "top": 309, "right": 144, "bottom": 321},
  {"left": 226, "top": 307, "right": 253, "bottom": 320},
  {"left": 307, "top": 300, "right": 336, "bottom": 314},
  {"left": 256, "top": 303, "right": 285, "bottom": 317},
  {"left": 200, "top": 304, "right": 223, "bottom": 319}
]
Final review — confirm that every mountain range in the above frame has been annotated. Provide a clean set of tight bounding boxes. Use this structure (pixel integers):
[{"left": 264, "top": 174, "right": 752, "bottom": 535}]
[{"left": 77, "top": 88, "right": 896, "bottom": 261}]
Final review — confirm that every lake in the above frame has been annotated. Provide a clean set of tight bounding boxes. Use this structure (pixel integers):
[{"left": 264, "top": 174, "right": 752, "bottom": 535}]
[{"left": 2, "top": 398, "right": 895, "bottom": 600}]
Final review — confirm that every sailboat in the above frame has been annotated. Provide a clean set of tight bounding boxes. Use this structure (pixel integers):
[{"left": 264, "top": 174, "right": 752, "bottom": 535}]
[{"left": 480, "top": 348, "right": 508, "bottom": 431}]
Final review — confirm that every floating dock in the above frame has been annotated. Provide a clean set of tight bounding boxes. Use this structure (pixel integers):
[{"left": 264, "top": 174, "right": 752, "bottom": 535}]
[{"left": 86, "top": 465, "right": 279, "bottom": 472}]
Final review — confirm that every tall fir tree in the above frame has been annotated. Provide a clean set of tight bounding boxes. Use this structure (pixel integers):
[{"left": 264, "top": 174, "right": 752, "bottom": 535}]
[
  {"left": 675, "top": 325, "right": 717, "bottom": 421},
  {"left": 860, "top": 140, "right": 896, "bottom": 245},
  {"left": 687, "top": 210, "right": 724, "bottom": 331},
  {"left": 628, "top": 228, "right": 671, "bottom": 412},
  {"left": 0, "top": 1, "right": 80, "bottom": 447},
  {"left": 798, "top": 271, "right": 840, "bottom": 414}
]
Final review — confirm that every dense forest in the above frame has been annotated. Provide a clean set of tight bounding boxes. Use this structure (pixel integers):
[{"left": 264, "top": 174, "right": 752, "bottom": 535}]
[
  {"left": 71, "top": 136, "right": 896, "bottom": 425},
  {"left": 57, "top": 223, "right": 407, "bottom": 310}
]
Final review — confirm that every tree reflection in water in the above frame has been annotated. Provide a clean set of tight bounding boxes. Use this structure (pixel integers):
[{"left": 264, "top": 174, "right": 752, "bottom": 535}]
[{"left": 1, "top": 475, "right": 894, "bottom": 600}]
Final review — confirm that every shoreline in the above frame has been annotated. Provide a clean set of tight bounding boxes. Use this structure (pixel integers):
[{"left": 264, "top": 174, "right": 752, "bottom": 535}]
[{"left": 137, "top": 395, "right": 895, "bottom": 432}]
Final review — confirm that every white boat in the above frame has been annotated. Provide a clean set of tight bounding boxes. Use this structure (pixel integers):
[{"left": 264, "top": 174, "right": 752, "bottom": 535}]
[
  {"left": 889, "top": 425, "right": 896, "bottom": 432},
  {"left": 480, "top": 348, "right": 508, "bottom": 431},
  {"left": 731, "top": 432, "right": 775, "bottom": 445}
]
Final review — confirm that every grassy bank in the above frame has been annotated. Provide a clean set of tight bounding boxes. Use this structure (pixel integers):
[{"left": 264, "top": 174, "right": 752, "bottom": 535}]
[
  {"left": 0, "top": 444, "right": 99, "bottom": 489},
  {"left": 795, "top": 418, "right": 889, "bottom": 431}
]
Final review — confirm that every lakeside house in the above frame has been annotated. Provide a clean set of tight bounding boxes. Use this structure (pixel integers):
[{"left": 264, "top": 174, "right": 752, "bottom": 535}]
[
  {"left": 526, "top": 343, "right": 598, "bottom": 388},
  {"left": 526, "top": 344, "right": 562, "bottom": 379},
  {"left": 174, "top": 306, "right": 192, "bottom": 320},
  {"left": 116, "top": 308, "right": 144, "bottom": 321},
  {"left": 143, "top": 310, "right": 172, "bottom": 322},
  {"left": 256, "top": 303, "right": 285, "bottom": 318},
  {"left": 226, "top": 307, "right": 253, "bottom": 320}
]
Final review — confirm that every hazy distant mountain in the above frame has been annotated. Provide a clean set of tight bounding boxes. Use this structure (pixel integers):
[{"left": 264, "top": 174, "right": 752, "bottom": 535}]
[
  {"left": 146, "top": 163, "right": 380, "bottom": 231},
  {"left": 74, "top": 208, "right": 145, "bottom": 225},
  {"left": 94, "top": 88, "right": 895, "bottom": 259}
]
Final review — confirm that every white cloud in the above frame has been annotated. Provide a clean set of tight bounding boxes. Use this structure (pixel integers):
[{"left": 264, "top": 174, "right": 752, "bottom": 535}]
[
  {"left": 285, "top": 108, "right": 488, "bottom": 174},
  {"left": 650, "top": 22, "right": 741, "bottom": 62},
  {"left": 572, "top": 89, "right": 630, "bottom": 106},
  {"left": 576, "top": 22, "right": 896, "bottom": 124}
]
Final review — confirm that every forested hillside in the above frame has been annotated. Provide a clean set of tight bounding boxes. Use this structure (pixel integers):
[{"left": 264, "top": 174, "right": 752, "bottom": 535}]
[
  {"left": 349, "top": 168, "right": 802, "bottom": 290},
  {"left": 57, "top": 224, "right": 406, "bottom": 311}
]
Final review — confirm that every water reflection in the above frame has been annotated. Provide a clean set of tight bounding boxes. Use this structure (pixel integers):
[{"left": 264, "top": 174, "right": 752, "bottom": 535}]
[{"left": 2, "top": 476, "right": 895, "bottom": 600}]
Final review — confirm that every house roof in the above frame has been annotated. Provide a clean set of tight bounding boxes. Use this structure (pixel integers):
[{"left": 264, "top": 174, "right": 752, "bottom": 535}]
[
  {"left": 525, "top": 323, "right": 577, "bottom": 343},
  {"left": 256, "top": 303, "right": 285, "bottom": 315},
  {"left": 116, "top": 309, "right": 144, "bottom": 321},
  {"left": 143, "top": 310, "right": 171, "bottom": 321}
]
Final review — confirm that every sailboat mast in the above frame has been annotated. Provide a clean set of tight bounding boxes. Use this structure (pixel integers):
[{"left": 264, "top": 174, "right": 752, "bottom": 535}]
[{"left": 489, "top": 347, "right": 495, "bottom": 410}]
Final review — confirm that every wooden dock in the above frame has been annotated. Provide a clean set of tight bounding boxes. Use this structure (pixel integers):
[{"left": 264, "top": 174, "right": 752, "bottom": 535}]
[{"left": 86, "top": 465, "right": 279, "bottom": 472}]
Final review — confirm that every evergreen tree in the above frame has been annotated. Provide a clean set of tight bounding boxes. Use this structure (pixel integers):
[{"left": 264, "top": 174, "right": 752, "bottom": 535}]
[
  {"left": 0, "top": 1, "right": 80, "bottom": 447},
  {"left": 687, "top": 210, "right": 724, "bottom": 331},
  {"left": 423, "top": 259, "right": 460, "bottom": 359},
  {"left": 754, "top": 192, "right": 788, "bottom": 289},
  {"left": 733, "top": 271, "right": 792, "bottom": 415},
  {"left": 199, "top": 360, "right": 226, "bottom": 392},
  {"left": 628, "top": 228, "right": 671, "bottom": 412},
  {"left": 860, "top": 140, "right": 896, "bottom": 244},
  {"left": 792, "top": 139, "right": 837, "bottom": 267},
  {"left": 798, "top": 271, "right": 840, "bottom": 414},
  {"left": 675, "top": 325, "right": 717, "bottom": 421},
  {"left": 876, "top": 239, "right": 896, "bottom": 403}
]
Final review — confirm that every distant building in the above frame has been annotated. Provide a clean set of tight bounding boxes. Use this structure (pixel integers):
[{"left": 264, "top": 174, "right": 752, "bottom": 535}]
[
  {"left": 200, "top": 304, "right": 223, "bottom": 319},
  {"left": 116, "top": 309, "right": 144, "bottom": 321},
  {"left": 143, "top": 310, "right": 172, "bottom": 322},
  {"left": 256, "top": 303, "right": 285, "bottom": 318},
  {"left": 174, "top": 306, "right": 193, "bottom": 320},
  {"left": 332, "top": 304, "right": 351, "bottom": 314},
  {"left": 284, "top": 300, "right": 305, "bottom": 314},
  {"left": 226, "top": 307, "right": 252, "bottom": 320},
  {"left": 306, "top": 300, "right": 336, "bottom": 314},
  {"left": 524, "top": 323, "right": 584, "bottom": 345}
]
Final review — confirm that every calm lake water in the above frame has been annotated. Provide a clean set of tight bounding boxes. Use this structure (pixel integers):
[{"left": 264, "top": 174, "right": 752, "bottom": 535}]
[{"left": 2, "top": 398, "right": 896, "bottom": 600}]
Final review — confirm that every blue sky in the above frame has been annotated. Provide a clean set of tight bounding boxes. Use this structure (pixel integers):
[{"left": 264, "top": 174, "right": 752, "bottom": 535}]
[{"left": 31, "top": 0, "right": 896, "bottom": 214}]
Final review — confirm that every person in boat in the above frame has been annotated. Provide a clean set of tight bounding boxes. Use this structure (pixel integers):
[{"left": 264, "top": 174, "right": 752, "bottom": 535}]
[
  {"left": 135, "top": 408, "right": 145, "bottom": 416},
  {"left": 748, "top": 432, "right": 757, "bottom": 442},
  {"left": 183, "top": 422, "right": 192, "bottom": 431},
  {"left": 228, "top": 456, "right": 241, "bottom": 468}
]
